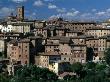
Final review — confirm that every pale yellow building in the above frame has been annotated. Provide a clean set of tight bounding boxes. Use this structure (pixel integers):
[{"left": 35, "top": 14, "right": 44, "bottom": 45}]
[{"left": 86, "top": 27, "right": 110, "bottom": 38}]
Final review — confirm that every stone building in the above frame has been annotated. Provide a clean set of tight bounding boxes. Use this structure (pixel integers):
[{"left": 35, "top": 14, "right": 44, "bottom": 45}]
[
  {"left": 70, "top": 44, "right": 86, "bottom": 63},
  {"left": 44, "top": 36, "right": 87, "bottom": 64},
  {"left": 62, "top": 22, "right": 96, "bottom": 33},
  {"left": 0, "top": 24, "right": 13, "bottom": 33},
  {"left": 86, "top": 38, "right": 99, "bottom": 56},
  {"left": 86, "top": 27, "right": 110, "bottom": 38},
  {"left": 7, "top": 39, "right": 30, "bottom": 65},
  {"left": 35, "top": 51, "right": 61, "bottom": 68},
  {"left": 11, "top": 22, "right": 32, "bottom": 33},
  {"left": 34, "top": 20, "right": 46, "bottom": 37},
  {"left": 66, "top": 30, "right": 83, "bottom": 37},
  {"left": 46, "top": 18, "right": 63, "bottom": 26},
  {"left": 49, "top": 60, "right": 70, "bottom": 75},
  {"left": 98, "top": 36, "right": 107, "bottom": 58}
]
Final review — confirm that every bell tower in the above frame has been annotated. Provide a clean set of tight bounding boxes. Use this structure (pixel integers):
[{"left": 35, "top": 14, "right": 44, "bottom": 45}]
[
  {"left": 17, "top": 6, "right": 24, "bottom": 20},
  {"left": 16, "top": 0, "right": 25, "bottom": 20}
]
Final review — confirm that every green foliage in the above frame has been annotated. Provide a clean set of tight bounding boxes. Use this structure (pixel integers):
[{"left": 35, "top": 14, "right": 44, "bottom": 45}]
[
  {"left": 71, "top": 62, "right": 83, "bottom": 72},
  {"left": 0, "top": 73, "right": 10, "bottom": 82},
  {"left": 104, "top": 48, "right": 110, "bottom": 66},
  {"left": 71, "top": 62, "right": 83, "bottom": 75},
  {"left": 12, "top": 65, "right": 58, "bottom": 82},
  {"left": 0, "top": 61, "right": 110, "bottom": 82},
  {"left": 95, "top": 63, "right": 107, "bottom": 71},
  {"left": 66, "top": 61, "right": 110, "bottom": 82},
  {"left": 85, "top": 62, "right": 96, "bottom": 69},
  {"left": 63, "top": 74, "right": 76, "bottom": 81}
]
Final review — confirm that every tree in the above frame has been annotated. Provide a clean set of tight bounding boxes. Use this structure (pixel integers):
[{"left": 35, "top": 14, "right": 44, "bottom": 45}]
[
  {"left": 104, "top": 48, "right": 110, "bottom": 66},
  {"left": 85, "top": 62, "right": 96, "bottom": 69},
  {"left": 95, "top": 63, "right": 107, "bottom": 71},
  {"left": 71, "top": 62, "right": 83, "bottom": 77},
  {"left": 63, "top": 75, "right": 72, "bottom": 81},
  {"left": 12, "top": 65, "right": 58, "bottom": 82},
  {"left": 86, "top": 47, "right": 94, "bottom": 62},
  {"left": 0, "top": 73, "right": 10, "bottom": 82}
]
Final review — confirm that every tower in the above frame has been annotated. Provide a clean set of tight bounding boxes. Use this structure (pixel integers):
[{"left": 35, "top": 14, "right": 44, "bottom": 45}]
[{"left": 17, "top": 6, "right": 24, "bottom": 20}]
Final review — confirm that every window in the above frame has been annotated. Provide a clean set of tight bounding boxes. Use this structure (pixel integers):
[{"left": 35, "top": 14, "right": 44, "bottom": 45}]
[
  {"left": 25, "top": 50, "right": 27, "bottom": 52},
  {"left": 19, "top": 55, "right": 21, "bottom": 57},
  {"left": 69, "top": 58, "right": 71, "bottom": 61},
  {"left": 26, "top": 55, "right": 28, "bottom": 58},
  {"left": 12, "top": 47, "right": 14, "bottom": 50},
  {"left": 73, "top": 59, "right": 76, "bottom": 62},
  {"left": 25, "top": 61, "right": 27, "bottom": 64},
  {"left": 81, "top": 54, "right": 84, "bottom": 57},
  {"left": 77, "top": 54, "right": 80, "bottom": 57},
  {"left": 103, "top": 48, "right": 105, "bottom": 50},
  {"left": 64, "top": 58, "right": 66, "bottom": 60},
  {"left": 61, "top": 53, "right": 63, "bottom": 55},
  {"left": 44, "top": 32, "right": 46, "bottom": 35},
  {"left": 74, "top": 54, "right": 76, "bottom": 58}
]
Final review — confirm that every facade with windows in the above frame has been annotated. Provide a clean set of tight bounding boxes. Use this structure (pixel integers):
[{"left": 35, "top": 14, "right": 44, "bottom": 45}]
[{"left": 7, "top": 39, "right": 30, "bottom": 65}]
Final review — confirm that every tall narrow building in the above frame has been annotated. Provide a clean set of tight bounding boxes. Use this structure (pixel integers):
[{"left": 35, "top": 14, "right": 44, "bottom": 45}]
[{"left": 17, "top": 6, "right": 24, "bottom": 20}]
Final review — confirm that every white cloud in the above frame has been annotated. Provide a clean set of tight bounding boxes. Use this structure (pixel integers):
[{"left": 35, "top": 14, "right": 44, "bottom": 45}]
[
  {"left": 44, "top": 0, "right": 54, "bottom": 2},
  {"left": 80, "top": 13, "right": 96, "bottom": 20},
  {"left": 11, "top": 0, "right": 27, "bottom": 3},
  {"left": 96, "top": 11, "right": 105, "bottom": 16},
  {"left": 50, "top": 7, "right": 110, "bottom": 21},
  {"left": 52, "top": 8, "right": 79, "bottom": 19},
  {"left": 66, "top": 11, "right": 80, "bottom": 16},
  {"left": 0, "top": 7, "right": 14, "bottom": 16},
  {"left": 48, "top": 3, "right": 57, "bottom": 9},
  {"left": 34, "top": 0, "right": 44, "bottom": 7},
  {"left": 50, "top": 10, "right": 80, "bottom": 19},
  {"left": 71, "top": 8, "right": 76, "bottom": 11},
  {"left": 32, "top": 12, "right": 36, "bottom": 16},
  {"left": 81, "top": 13, "right": 91, "bottom": 17},
  {"left": 57, "top": 8, "right": 66, "bottom": 13},
  {"left": 49, "top": 15, "right": 59, "bottom": 19},
  {"left": 106, "top": 8, "right": 110, "bottom": 13},
  {"left": 92, "top": 9, "right": 97, "bottom": 12}
]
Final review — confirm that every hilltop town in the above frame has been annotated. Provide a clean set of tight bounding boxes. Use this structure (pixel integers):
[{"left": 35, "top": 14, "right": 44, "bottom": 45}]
[{"left": 1, "top": 6, "right": 110, "bottom": 79}]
